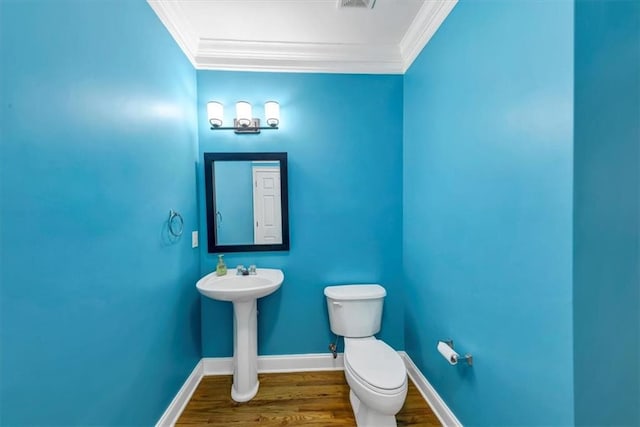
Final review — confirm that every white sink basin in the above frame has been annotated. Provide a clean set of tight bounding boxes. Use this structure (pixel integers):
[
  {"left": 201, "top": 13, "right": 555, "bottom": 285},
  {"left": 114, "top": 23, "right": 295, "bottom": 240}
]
[
  {"left": 196, "top": 268, "right": 283, "bottom": 302},
  {"left": 196, "top": 267, "right": 284, "bottom": 402}
]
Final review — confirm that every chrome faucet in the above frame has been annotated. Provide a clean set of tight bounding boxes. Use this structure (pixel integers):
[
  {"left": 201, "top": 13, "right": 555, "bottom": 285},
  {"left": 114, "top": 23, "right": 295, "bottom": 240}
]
[{"left": 236, "top": 265, "right": 257, "bottom": 275}]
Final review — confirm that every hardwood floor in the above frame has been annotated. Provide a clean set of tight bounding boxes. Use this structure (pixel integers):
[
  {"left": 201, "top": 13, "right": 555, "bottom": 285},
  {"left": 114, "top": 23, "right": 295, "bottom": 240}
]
[{"left": 176, "top": 371, "right": 441, "bottom": 426}]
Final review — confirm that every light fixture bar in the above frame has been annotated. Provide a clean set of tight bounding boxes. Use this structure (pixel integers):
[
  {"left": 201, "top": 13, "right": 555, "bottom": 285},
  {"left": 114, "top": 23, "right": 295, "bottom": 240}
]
[{"left": 209, "top": 120, "right": 279, "bottom": 134}]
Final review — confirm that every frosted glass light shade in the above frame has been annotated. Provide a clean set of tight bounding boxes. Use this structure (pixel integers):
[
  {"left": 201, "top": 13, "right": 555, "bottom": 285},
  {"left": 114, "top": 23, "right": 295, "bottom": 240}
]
[
  {"left": 264, "top": 101, "right": 280, "bottom": 127},
  {"left": 235, "top": 101, "right": 252, "bottom": 127},
  {"left": 207, "top": 101, "right": 224, "bottom": 127}
]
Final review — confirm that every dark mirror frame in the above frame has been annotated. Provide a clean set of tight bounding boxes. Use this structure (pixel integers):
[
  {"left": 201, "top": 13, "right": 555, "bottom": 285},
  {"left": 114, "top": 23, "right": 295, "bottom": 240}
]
[{"left": 204, "top": 152, "right": 290, "bottom": 253}]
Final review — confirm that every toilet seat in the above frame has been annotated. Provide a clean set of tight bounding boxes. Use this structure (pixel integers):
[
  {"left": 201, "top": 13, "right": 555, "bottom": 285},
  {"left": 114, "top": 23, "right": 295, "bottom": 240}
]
[{"left": 344, "top": 338, "right": 407, "bottom": 394}]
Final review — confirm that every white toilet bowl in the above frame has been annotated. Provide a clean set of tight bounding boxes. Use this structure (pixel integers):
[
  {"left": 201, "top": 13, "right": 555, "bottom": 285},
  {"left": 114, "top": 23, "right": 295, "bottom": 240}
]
[
  {"left": 344, "top": 337, "right": 407, "bottom": 427},
  {"left": 324, "top": 284, "right": 408, "bottom": 426}
]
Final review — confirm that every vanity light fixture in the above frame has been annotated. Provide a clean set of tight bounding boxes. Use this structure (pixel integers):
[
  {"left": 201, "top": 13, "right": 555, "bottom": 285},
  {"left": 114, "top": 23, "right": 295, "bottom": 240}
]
[{"left": 207, "top": 101, "right": 280, "bottom": 134}]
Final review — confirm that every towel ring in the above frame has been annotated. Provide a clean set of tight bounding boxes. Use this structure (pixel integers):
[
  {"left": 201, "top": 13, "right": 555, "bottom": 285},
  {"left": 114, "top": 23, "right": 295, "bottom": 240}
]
[{"left": 168, "top": 210, "right": 184, "bottom": 237}]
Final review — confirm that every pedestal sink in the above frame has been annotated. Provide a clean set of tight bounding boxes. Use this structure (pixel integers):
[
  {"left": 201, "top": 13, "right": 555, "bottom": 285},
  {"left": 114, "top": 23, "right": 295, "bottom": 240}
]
[{"left": 196, "top": 268, "right": 284, "bottom": 402}]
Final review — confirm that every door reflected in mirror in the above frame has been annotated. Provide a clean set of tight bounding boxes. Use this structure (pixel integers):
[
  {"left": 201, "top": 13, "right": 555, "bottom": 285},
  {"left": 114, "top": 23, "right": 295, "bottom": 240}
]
[{"left": 204, "top": 152, "right": 289, "bottom": 253}]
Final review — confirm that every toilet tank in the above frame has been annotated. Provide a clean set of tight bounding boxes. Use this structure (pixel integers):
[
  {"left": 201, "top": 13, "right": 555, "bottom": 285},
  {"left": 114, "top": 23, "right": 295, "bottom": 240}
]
[{"left": 324, "top": 284, "right": 386, "bottom": 337}]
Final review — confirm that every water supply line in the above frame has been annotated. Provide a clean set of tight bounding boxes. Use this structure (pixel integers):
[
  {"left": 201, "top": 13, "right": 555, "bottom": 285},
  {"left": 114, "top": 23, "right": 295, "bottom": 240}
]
[{"left": 328, "top": 334, "right": 339, "bottom": 359}]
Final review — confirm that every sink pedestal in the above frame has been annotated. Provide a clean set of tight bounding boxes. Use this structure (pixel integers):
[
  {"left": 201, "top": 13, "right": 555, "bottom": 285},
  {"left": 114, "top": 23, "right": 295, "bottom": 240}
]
[
  {"left": 195, "top": 268, "right": 283, "bottom": 403},
  {"left": 231, "top": 299, "right": 259, "bottom": 402}
]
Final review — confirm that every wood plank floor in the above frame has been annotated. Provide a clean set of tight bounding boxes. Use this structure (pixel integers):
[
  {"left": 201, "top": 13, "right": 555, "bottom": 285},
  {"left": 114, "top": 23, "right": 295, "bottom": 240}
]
[{"left": 176, "top": 371, "right": 441, "bottom": 426}]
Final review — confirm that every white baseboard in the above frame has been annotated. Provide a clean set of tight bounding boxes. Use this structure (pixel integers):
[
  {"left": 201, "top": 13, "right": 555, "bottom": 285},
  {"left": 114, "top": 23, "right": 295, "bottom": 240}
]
[
  {"left": 202, "top": 356, "right": 233, "bottom": 375},
  {"left": 157, "top": 352, "right": 460, "bottom": 427},
  {"left": 201, "top": 352, "right": 345, "bottom": 375},
  {"left": 156, "top": 360, "right": 203, "bottom": 427},
  {"left": 400, "top": 351, "right": 462, "bottom": 427},
  {"left": 260, "top": 352, "right": 345, "bottom": 373}
]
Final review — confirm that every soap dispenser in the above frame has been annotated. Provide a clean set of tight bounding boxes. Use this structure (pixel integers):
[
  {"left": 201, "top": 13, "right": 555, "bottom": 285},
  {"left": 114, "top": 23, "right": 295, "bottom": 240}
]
[{"left": 216, "top": 254, "right": 227, "bottom": 276}]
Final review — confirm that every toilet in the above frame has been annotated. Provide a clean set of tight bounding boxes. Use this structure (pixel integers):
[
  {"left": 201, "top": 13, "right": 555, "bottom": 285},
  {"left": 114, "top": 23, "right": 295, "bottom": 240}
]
[{"left": 324, "top": 284, "right": 407, "bottom": 427}]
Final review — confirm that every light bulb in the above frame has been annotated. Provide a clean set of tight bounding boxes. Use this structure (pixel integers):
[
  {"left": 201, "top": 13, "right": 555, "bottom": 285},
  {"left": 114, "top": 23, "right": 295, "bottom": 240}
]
[
  {"left": 264, "top": 101, "right": 280, "bottom": 127},
  {"left": 207, "top": 101, "right": 223, "bottom": 127},
  {"left": 235, "top": 101, "right": 252, "bottom": 127}
]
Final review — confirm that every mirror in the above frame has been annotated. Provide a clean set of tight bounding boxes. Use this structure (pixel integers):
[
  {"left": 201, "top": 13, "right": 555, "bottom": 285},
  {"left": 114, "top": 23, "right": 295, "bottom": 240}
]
[{"left": 204, "top": 152, "right": 290, "bottom": 253}]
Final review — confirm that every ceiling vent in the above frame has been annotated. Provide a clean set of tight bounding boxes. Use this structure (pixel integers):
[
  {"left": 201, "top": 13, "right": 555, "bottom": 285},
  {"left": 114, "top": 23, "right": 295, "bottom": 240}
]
[{"left": 338, "top": 0, "right": 376, "bottom": 9}]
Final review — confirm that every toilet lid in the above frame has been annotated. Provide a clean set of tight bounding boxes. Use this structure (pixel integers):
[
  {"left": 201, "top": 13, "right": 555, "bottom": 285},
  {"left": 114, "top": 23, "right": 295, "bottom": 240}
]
[{"left": 344, "top": 340, "right": 406, "bottom": 390}]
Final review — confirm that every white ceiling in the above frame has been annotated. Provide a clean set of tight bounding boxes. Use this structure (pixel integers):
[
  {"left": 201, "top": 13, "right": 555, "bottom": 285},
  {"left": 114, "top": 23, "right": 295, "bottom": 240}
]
[{"left": 148, "top": 0, "right": 457, "bottom": 74}]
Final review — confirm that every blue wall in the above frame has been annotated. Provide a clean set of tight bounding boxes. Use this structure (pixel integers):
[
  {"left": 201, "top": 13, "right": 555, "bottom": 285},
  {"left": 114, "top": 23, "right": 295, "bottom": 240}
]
[
  {"left": 403, "top": 1, "right": 574, "bottom": 425},
  {"left": 0, "top": 1, "right": 200, "bottom": 425},
  {"left": 196, "top": 71, "right": 404, "bottom": 357},
  {"left": 2, "top": 1, "right": 637, "bottom": 426},
  {"left": 574, "top": 1, "right": 640, "bottom": 425}
]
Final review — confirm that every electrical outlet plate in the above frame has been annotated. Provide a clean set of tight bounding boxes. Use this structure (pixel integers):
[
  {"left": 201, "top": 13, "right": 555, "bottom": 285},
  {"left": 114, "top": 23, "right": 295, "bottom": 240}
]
[{"left": 192, "top": 231, "right": 199, "bottom": 248}]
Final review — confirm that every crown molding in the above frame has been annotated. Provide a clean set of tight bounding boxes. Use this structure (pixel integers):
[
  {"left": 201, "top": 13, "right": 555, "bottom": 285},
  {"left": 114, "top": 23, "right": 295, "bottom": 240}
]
[
  {"left": 148, "top": 0, "right": 456, "bottom": 74},
  {"left": 147, "top": 0, "right": 199, "bottom": 68},
  {"left": 195, "top": 39, "right": 403, "bottom": 74},
  {"left": 399, "top": 0, "right": 458, "bottom": 73}
]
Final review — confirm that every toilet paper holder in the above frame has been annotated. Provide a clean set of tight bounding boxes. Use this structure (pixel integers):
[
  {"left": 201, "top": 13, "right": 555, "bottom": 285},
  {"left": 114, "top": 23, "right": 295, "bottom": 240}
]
[{"left": 441, "top": 340, "right": 473, "bottom": 366}]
